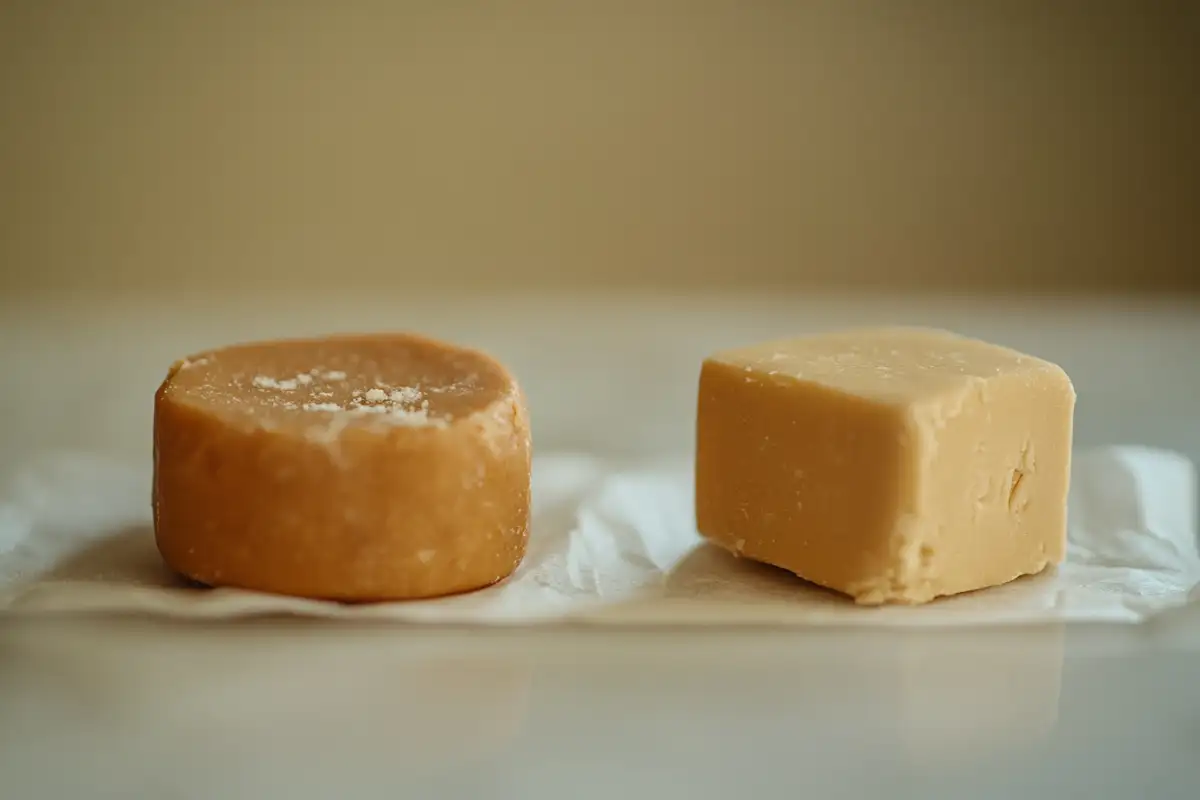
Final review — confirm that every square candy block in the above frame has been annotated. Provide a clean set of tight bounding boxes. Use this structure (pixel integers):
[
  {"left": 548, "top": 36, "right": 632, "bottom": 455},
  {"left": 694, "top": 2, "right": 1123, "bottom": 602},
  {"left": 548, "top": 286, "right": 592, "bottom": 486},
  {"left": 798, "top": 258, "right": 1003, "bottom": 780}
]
[{"left": 694, "top": 327, "right": 1076, "bottom": 605}]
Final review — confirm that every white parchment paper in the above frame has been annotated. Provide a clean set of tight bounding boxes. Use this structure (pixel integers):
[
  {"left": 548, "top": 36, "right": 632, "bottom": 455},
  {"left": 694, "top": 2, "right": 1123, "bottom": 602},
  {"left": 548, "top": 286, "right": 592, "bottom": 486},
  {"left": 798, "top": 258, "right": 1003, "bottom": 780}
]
[{"left": 1, "top": 447, "right": 1197, "bottom": 626}]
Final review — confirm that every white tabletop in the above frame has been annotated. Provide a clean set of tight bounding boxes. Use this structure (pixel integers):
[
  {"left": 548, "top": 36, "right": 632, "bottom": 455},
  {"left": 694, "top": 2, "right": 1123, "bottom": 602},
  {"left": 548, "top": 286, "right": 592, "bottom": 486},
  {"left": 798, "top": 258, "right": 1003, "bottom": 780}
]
[{"left": 2, "top": 290, "right": 1199, "bottom": 799}]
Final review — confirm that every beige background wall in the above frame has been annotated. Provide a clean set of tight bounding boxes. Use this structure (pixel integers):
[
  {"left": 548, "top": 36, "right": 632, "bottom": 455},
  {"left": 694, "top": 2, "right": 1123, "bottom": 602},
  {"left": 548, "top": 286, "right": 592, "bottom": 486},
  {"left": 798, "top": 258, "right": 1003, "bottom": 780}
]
[{"left": 1, "top": 1, "right": 1196, "bottom": 295}]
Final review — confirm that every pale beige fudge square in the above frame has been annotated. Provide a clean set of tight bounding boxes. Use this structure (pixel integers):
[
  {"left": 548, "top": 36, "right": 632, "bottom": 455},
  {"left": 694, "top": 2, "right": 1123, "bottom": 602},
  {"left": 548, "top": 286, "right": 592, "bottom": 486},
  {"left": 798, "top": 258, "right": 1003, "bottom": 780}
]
[{"left": 694, "top": 327, "right": 1076, "bottom": 605}]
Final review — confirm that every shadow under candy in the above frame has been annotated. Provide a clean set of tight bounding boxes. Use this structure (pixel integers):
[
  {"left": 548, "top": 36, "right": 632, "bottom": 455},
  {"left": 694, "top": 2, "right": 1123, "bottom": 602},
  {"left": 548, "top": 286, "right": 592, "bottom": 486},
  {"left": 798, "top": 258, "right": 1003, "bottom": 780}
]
[
  {"left": 664, "top": 540, "right": 852, "bottom": 605},
  {"left": 40, "top": 524, "right": 195, "bottom": 590}
]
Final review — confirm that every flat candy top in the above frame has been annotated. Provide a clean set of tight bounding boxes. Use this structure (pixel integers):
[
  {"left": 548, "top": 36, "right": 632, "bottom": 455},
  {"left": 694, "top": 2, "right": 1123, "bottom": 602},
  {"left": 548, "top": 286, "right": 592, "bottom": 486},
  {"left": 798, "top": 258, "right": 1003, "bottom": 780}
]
[
  {"left": 707, "top": 327, "right": 1069, "bottom": 404},
  {"left": 160, "top": 333, "right": 514, "bottom": 430}
]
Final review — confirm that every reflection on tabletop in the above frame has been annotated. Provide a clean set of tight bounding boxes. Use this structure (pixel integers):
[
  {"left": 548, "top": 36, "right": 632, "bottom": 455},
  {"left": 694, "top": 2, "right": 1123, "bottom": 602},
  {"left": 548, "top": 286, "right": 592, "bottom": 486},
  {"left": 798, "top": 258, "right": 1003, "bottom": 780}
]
[{"left": 0, "top": 619, "right": 1067, "bottom": 795}]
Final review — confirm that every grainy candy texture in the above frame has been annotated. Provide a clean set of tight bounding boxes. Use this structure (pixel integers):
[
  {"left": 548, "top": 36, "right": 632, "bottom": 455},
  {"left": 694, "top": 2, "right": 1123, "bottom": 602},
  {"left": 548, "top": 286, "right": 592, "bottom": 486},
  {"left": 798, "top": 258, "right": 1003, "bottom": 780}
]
[
  {"left": 153, "top": 333, "right": 532, "bottom": 602},
  {"left": 695, "top": 327, "right": 1076, "bottom": 605}
]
